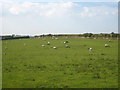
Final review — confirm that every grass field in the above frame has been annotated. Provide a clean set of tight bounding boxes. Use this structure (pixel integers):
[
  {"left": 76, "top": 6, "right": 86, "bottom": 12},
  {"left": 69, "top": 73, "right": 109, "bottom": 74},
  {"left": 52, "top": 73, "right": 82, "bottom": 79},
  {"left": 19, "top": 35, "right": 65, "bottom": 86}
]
[{"left": 2, "top": 38, "right": 118, "bottom": 88}]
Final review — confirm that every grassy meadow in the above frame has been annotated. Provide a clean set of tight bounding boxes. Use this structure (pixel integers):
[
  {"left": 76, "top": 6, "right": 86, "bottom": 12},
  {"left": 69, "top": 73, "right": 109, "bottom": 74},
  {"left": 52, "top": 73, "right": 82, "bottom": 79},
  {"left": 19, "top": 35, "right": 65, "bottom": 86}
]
[{"left": 2, "top": 38, "right": 118, "bottom": 88}]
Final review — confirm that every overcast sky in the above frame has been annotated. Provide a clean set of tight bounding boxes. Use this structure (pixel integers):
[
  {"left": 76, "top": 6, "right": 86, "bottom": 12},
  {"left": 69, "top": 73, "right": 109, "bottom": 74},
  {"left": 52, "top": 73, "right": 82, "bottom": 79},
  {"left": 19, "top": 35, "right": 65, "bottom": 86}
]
[{"left": 0, "top": 0, "right": 118, "bottom": 35}]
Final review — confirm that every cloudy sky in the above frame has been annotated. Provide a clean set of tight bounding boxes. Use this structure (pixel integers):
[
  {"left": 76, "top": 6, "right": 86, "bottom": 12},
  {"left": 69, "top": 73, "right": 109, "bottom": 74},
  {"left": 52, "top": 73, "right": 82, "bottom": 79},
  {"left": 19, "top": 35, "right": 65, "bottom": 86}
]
[{"left": 0, "top": 0, "right": 118, "bottom": 35}]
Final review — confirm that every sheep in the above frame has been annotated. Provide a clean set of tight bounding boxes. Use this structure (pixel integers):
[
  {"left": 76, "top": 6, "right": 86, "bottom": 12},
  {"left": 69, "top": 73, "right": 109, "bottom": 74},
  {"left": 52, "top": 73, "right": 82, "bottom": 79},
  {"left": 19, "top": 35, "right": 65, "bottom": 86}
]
[
  {"left": 55, "top": 38, "right": 58, "bottom": 40},
  {"left": 88, "top": 48, "right": 92, "bottom": 51},
  {"left": 63, "top": 41, "right": 69, "bottom": 44},
  {"left": 47, "top": 42, "right": 50, "bottom": 45},
  {"left": 42, "top": 45, "right": 45, "bottom": 47},
  {"left": 105, "top": 44, "right": 110, "bottom": 47},
  {"left": 53, "top": 46, "right": 57, "bottom": 49},
  {"left": 63, "top": 42, "right": 66, "bottom": 44},
  {"left": 108, "top": 40, "right": 111, "bottom": 42},
  {"left": 65, "top": 45, "right": 70, "bottom": 48}
]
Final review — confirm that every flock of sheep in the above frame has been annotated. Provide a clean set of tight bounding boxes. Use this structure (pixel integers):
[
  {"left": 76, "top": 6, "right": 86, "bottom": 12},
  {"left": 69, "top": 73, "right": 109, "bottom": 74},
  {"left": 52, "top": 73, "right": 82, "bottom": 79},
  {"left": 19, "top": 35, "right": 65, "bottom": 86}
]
[
  {"left": 3, "top": 39, "right": 111, "bottom": 55},
  {"left": 41, "top": 38, "right": 111, "bottom": 52},
  {"left": 41, "top": 40, "right": 70, "bottom": 49}
]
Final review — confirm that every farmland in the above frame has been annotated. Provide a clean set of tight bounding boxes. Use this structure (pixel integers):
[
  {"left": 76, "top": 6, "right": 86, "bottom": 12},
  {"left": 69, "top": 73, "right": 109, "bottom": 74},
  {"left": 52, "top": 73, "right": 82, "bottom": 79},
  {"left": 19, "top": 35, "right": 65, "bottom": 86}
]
[{"left": 2, "top": 38, "right": 118, "bottom": 88}]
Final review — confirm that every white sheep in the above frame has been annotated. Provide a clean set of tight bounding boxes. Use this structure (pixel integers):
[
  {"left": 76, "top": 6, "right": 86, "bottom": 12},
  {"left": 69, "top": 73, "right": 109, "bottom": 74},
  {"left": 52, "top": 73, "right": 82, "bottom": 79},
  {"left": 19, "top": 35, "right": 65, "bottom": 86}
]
[
  {"left": 88, "top": 48, "right": 92, "bottom": 51},
  {"left": 108, "top": 40, "right": 111, "bottom": 42},
  {"left": 42, "top": 45, "right": 45, "bottom": 47},
  {"left": 63, "top": 41, "right": 69, "bottom": 44},
  {"left": 47, "top": 42, "right": 50, "bottom": 45},
  {"left": 105, "top": 44, "right": 110, "bottom": 47},
  {"left": 63, "top": 41, "right": 66, "bottom": 44},
  {"left": 65, "top": 45, "right": 70, "bottom": 48},
  {"left": 53, "top": 46, "right": 57, "bottom": 49}
]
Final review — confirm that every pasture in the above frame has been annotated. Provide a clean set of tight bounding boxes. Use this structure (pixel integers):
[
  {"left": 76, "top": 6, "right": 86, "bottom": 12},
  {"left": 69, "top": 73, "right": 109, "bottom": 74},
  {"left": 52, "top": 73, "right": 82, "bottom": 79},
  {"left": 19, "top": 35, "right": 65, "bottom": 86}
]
[{"left": 2, "top": 38, "right": 118, "bottom": 88}]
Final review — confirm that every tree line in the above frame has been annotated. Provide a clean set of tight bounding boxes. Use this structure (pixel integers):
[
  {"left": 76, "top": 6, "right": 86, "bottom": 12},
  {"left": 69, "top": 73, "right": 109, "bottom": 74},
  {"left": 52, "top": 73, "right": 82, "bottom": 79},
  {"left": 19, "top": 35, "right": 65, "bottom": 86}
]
[
  {"left": 35, "top": 32, "right": 120, "bottom": 38},
  {"left": 1, "top": 32, "right": 120, "bottom": 40}
]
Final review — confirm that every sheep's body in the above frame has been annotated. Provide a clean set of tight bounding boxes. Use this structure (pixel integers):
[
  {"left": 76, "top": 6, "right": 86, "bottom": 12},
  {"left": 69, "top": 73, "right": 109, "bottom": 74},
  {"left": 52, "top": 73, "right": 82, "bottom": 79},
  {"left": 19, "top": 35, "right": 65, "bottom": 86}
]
[
  {"left": 108, "top": 40, "right": 111, "bottom": 42},
  {"left": 63, "top": 42, "right": 66, "bottom": 44},
  {"left": 65, "top": 45, "right": 70, "bottom": 48},
  {"left": 47, "top": 42, "right": 50, "bottom": 45},
  {"left": 53, "top": 46, "right": 57, "bottom": 49},
  {"left": 42, "top": 45, "right": 45, "bottom": 47},
  {"left": 88, "top": 48, "right": 92, "bottom": 51},
  {"left": 64, "top": 41, "right": 69, "bottom": 44},
  {"left": 105, "top": 44, "right": 110, "bottom": 47}
]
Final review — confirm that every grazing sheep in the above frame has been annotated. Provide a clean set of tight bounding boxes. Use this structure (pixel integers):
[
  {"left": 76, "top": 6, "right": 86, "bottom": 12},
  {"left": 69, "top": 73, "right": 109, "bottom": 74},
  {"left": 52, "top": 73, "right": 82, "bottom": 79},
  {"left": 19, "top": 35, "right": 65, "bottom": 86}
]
[
  {"left": 42, "top": 45, "right": 45, "bottom": 47},
  {"left": 63, "top": 42, "right": 66, "bottom": 44},
  {"left": 88, "top": 48, "right": 92, "bottom": 51},
  {"left": 108, "top": 40, "right": 111, "bottom": 42},
  {"left": 63, "top": 41, "right": 69, "bottom": 44},
  {"left": 47, "top": 42, "right": 50, "bottom": 45},
  {"left": 105, "top": 44, "right": 110, "bottom": 47},
  {"left": 55, "top": 38, "right": 58, "bottom": 40},
  {"left": 53, "top": 46, "right": 57, "bottom": 49},
  {"left": 65, "top": 45, "right": 70, "bottom": 48}
]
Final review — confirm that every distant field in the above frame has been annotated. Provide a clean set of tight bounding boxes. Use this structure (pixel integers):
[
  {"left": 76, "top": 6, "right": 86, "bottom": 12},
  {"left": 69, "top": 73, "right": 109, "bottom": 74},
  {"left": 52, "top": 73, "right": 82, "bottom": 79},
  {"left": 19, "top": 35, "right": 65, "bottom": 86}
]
[{"left": 2, "top": 38, "right": 118, "bottom": 88}]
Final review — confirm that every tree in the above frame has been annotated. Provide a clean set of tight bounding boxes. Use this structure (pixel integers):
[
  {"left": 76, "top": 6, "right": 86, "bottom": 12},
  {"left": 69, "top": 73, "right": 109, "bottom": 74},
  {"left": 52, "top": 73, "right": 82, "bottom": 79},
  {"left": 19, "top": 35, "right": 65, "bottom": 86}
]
[{"left": 111, "top": 32, "right": 115, "bottom": 37}]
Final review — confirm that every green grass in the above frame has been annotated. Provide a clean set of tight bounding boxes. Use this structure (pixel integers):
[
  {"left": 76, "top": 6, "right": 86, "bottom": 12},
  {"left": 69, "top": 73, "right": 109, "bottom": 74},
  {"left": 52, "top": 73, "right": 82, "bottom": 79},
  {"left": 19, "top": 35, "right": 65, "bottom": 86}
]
[{"left": 2, "top": 38, "right": 118, "bottom": 88}]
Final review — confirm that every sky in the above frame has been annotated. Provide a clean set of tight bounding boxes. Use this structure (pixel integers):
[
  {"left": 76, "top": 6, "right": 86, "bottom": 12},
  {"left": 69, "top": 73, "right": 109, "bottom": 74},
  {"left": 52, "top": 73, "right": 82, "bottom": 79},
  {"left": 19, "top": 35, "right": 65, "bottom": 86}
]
[{"left": 0, "top": 0, "right": 119, "bottom": 35}]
